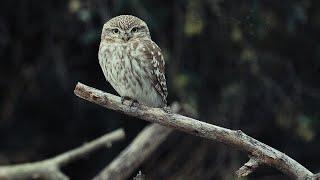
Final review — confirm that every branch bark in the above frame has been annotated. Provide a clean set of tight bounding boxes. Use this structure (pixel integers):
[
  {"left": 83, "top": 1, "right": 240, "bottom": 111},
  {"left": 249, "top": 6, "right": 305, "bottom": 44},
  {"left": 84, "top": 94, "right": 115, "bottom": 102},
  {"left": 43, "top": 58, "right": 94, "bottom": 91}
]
[
  {"left": 93, "top": 102, "right": 189, "bottom": 180},
  {"left": 0, "top": 128, "right": 125, "bottom": 180},
  {"left": 93, "top": 124, "right": 172, "bottom": 180},
  {"left": 235, "top": 157, "right": 260, "bottom": 177},
  {"left": 74, "top": 82, "right": 316, "bottom": 179}
]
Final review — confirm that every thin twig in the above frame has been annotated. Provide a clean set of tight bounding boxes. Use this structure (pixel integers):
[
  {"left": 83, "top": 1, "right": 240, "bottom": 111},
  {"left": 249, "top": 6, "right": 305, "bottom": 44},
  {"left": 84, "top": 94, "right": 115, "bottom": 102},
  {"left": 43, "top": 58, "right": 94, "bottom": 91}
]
[
  {"left": 133, "top": 171, "right": 145, "bottom": 180},
  {"left": 74, "top": 82, "right": 315, "bottom": 179},
  {"left": 0, "top": 128, "right": 125, "bottom": 180}
]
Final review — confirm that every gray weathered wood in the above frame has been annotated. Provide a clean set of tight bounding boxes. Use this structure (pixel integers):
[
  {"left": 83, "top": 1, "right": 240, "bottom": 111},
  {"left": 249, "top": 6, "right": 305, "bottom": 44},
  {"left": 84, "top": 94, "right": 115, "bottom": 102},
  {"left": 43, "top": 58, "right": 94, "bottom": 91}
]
[
  {"left": 74, "top": 82, "right": 315, "bottom": 179},
  {"left": 93, "top": 124, "right": 172, "bottom": 180},
  {"left": 0, "top": 129, "right": 125, "bottom": 180}
]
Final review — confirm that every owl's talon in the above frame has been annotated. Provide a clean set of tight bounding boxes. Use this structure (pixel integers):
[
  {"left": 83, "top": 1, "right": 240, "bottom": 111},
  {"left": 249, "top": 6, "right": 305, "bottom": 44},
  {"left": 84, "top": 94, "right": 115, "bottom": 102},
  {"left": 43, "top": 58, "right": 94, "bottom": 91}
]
[
  {"left": 121, "top": 96, "right": 129, "bottom": 104},
  {"left": 129, "top": 99, "right": 139, "bottom": 107},
  {"left": 121, "top": 96, "right": 139, "bottom": 107},
  {"left": 163, "top": 106, "right": 172, "bottom": 114}
]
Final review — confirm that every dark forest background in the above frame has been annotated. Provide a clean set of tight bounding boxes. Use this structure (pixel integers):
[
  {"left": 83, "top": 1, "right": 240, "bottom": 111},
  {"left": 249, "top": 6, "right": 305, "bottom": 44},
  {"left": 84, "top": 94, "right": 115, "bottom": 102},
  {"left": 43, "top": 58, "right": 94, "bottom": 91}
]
[{"left": 0, "top": 0, "right": 320, "bottom": 179}]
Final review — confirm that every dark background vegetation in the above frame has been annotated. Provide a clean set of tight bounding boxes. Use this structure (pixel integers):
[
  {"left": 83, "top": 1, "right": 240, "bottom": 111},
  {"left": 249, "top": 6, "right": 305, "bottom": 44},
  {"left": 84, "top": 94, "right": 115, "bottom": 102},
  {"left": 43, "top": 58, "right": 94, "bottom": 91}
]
[{"left": 0, "top": 0, "right": 319, "bottom": 179}]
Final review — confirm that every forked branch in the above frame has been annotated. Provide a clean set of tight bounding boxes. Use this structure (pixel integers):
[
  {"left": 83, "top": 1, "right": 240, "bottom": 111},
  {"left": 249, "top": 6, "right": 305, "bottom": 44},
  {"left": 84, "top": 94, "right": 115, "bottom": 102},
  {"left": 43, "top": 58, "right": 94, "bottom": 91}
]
[
  {"left": 0, "top": 128, "right": 125, "bottom": 180},
  {"left": 74, "top": 82, "right": 316, "bottom": 179}
]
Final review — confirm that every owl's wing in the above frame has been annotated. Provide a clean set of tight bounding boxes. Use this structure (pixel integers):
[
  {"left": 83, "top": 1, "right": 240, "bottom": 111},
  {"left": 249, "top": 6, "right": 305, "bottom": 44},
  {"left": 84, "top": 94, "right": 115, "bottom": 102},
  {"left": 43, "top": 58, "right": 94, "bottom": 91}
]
[{"left": 140, "top": 39, "right": 168, "bottom": 105}]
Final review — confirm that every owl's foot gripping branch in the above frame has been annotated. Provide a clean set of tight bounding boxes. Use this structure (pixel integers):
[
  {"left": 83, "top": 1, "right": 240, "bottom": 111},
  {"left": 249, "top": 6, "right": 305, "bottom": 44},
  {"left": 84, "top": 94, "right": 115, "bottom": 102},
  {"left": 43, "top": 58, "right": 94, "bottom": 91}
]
[{"left": 74, "top": 82, "right": 318, "bottom": 180}]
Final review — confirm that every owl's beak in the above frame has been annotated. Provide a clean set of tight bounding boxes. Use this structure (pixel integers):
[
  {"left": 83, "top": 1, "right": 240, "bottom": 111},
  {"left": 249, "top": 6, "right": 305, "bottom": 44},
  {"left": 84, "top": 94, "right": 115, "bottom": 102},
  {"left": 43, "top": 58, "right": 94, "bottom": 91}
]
[{"left": 122, "top": 33, "right": 132, "bottom": 41}]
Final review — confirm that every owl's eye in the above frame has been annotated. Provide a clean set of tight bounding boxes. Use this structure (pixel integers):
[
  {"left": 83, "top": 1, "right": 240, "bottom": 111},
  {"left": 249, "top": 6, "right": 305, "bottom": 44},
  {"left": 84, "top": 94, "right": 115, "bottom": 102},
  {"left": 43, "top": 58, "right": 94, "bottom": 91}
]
[
  {"left": 112, "top": 28, "right": 119, "bottom": 34},
  {"left": 131, "top": 27, "right": 138, "bottom": 33}
]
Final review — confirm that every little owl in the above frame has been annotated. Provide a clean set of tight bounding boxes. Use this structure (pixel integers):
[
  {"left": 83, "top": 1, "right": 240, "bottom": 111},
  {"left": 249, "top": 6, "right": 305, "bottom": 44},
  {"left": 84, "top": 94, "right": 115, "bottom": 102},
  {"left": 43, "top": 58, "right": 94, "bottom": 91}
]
[{"left": 98, "top": 15, "right": 168, "bottom": 108}]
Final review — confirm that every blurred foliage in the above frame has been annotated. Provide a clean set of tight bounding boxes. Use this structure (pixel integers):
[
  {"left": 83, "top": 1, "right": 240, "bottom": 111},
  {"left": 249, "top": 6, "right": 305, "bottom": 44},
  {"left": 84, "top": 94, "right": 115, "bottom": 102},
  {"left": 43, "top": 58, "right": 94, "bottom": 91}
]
[
  {"left": 184, "top": 0, "right": 204, "bottom": 36},
  {"left": 0, "top": 0, "right": 320, "bottom": 179}
]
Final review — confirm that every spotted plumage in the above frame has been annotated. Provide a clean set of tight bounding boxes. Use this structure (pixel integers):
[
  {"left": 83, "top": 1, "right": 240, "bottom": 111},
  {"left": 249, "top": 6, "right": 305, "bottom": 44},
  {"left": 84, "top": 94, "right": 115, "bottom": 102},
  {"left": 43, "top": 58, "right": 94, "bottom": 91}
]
[{"left": 98, "top": 15, "right": 167, "bottom": 107}]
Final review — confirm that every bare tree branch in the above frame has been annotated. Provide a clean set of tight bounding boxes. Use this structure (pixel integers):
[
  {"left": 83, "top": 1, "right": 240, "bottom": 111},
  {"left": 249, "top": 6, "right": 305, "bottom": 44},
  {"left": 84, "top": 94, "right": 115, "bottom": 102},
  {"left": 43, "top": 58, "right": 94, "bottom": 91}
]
[
  {"left": 312, "top": 173, "right": 320, "bottom": 180},
  {"left": 74, "top": 82, "right": 315, "bottom": 179},
  {"left": 93, "top": 102, "right": 189, "bottom": 180},
  {"left": 0, "top": 128, "right": 125, "bottom": 180},
  {"left": 93, "top": 124, "right": 172, "bottom": 180},
  {"left": 235, "top": 157, "right": 260, "bottom": 177}
]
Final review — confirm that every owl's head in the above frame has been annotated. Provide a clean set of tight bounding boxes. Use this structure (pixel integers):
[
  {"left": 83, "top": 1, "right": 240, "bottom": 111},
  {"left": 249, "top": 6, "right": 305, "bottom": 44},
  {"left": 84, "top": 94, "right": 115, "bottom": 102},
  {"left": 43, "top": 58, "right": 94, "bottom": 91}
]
[{"left": 101, "top": 15, "right": 150, "bottom": 43}]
